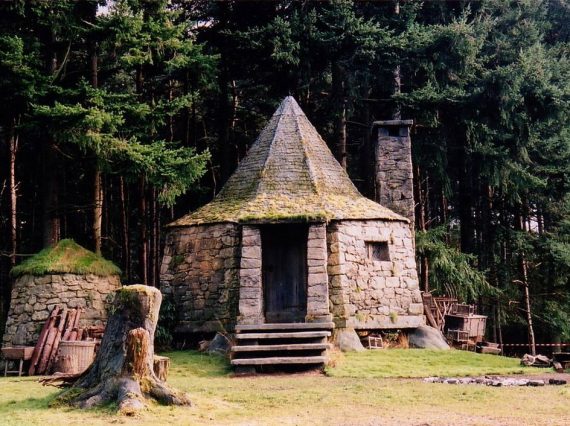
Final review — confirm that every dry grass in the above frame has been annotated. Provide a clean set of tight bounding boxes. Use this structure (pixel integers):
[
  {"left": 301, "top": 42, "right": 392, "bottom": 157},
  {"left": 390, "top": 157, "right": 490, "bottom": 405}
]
[{"left": 0, "top": 350, "right": 568, "bottom": 426}]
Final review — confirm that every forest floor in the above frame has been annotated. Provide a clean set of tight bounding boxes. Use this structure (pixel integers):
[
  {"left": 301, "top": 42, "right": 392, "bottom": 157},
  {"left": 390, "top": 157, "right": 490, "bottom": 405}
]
[{"left": 0, "top": 349, "right": 568, "bottom": 426}]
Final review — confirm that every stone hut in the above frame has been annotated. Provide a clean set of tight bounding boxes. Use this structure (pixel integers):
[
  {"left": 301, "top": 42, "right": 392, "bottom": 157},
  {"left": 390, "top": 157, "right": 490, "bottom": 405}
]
[
  {"left": 161, "top": 96, "right": 423, "bottom": 341},
  {"left": 2, "top": 239, "right": 121, "bottom": 347}
]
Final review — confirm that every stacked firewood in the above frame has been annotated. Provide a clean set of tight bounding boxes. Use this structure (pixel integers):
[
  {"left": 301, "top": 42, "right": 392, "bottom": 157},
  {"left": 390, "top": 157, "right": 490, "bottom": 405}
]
[{"left": 28, "top": 305, "right": 102, "bottom": 375}]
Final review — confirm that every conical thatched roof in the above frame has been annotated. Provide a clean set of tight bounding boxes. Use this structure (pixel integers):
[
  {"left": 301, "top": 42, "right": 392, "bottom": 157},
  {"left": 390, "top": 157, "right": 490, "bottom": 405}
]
[{"left": 169, "top": 97, "right": 406, "bottom": 226}]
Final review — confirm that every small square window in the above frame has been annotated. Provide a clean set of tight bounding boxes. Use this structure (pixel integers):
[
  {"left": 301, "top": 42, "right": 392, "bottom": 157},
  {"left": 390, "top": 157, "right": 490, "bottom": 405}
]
[{"left": 366, "top": 241, "right": 390, "bottom": 262}]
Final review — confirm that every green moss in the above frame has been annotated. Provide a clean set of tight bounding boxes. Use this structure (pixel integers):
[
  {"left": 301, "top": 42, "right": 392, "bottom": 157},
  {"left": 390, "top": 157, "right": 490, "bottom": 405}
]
[
  {"left": 112, "top": 285, "right": 160, "bottom": 323},
  {"left": 239, "top": 211, "right": 329, "bottom": 223},
  {"left": 170, "top": 254, "right": 185, "bottom": 270},
  {"left": 10, "top": 239, "right": 121, "bottom": 278}
]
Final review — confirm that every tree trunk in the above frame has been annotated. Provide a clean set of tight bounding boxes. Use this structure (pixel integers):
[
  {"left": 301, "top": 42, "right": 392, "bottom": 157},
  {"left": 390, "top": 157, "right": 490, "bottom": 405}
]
[
  {"left": 93, "top": 168, "right": 103, "bottom": 254},
  {"left": 520, "top": 254, "right": 536, "bottom": 356},
  {"left": 59, "top": 285, "right": 191, "bottom": 414},
  {"left": 516, "top": 206, "right": 536, "bottom": 356},
  {"left": 332, "top": 61, "right": 347, "bottom": 169},
  {"left": 153, "top": 188, "right": 160, "bottom": 287},
  {"left": 42, "top": 29, "right": 61, "bottom": 248},
  {"left": 90, "top": 28, "right": 103, "bottom": 255},
  {"left": 42, "top": 141, "right": 60, "bottom": 247},
  {"left": 414, "top": 164, "right": 429, "bottom": 292},
  {"left": 149, "top": 188, "right": 157, "bottom": 287},
  {"left": 9, "top": 117, "right": 18, "bottom": 267},
  {"left": 458, "top": 139, "right": 474, "bottom": 254},
  {"left": 119, "top": 176, "right": 130, "bottom": 282},
  {"left": 218, "top": 60, "right": 232, "bottom": 184},
  {"left": 139, "top": 178, "right": 148, "bottom": 285},
  {"left": 392, "top": 0, "right": 401, "bottom": 120}
]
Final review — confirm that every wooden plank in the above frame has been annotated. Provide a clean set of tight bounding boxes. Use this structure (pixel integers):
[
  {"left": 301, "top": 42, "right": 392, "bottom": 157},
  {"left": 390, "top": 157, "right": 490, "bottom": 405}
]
[
  {"left": 232, "top": 343, "right": 329, "bottom": 352},
  {"left": 46, "top": 308, "right": 68, "bottom": 373},
  {"left": 231, "top": 356, "right": 326, "bottom": 366},
  {"left": 236, "top": 323, "right": 334, "bottom": 332},
  {"left": 235, "top": 331, "right": 331, "bottom": 339},
  {"left": 423, "top": 303, "right": 438, "bottom": 329},
  {"left": 62, "top": 309, "right": 77, "bottom": 341},
  {"left": 29, "top": 306, "right": 60, "bottom": 376},
  {"left": 72, "top": 308, "right": 82, "bottom": 330},
  {"left": 37, "top": 324, "right": 59, "bottom": 375}
]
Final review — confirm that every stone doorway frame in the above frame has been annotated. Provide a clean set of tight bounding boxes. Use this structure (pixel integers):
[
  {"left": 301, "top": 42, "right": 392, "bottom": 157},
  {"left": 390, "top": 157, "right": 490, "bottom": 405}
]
[{"left": 237, "top": 223, "right": 331, "bottom": 325}]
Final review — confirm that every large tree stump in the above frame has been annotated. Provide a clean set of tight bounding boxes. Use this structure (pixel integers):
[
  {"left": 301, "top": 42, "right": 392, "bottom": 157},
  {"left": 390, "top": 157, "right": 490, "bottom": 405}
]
[{"left": 57, "top": 285, "right": 191, "bottom": 414}]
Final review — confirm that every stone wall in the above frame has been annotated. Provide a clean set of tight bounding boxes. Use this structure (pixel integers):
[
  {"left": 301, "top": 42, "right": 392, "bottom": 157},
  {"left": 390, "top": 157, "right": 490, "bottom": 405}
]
[
  {"left": 327, "top": 220, "right": 424, "bottom": 329},
  {"left": 306, "top": 224, "right": 331, "bottom": 321},
  {"left": 160, "top": 223, "right": 241, "bottom": 333},
  {"left": 2, "top": 273, "right": 120, "bottom": 347},
  {"left": 237, "top": 223, "right": 332, "bottom": 324},
  {"left": 375, "top": 121, "right": 415, "bottom": 229},
  {"left": 238, "top": 226, "right": 263, "bottom": 324}
]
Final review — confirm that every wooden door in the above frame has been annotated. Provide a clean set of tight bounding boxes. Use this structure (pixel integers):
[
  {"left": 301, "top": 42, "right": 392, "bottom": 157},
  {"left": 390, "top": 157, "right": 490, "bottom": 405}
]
[{"left": 262, "top": 225, "right": 308, "bottom": 323}]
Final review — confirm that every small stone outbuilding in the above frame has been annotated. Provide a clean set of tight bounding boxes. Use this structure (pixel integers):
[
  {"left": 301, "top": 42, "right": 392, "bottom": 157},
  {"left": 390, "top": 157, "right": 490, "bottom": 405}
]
[
  {"left": 2, "top": 239, "right": 121, "bottom": 347},
  {"left": 161, "top": 97, "right": 424, "bottom": 336}
]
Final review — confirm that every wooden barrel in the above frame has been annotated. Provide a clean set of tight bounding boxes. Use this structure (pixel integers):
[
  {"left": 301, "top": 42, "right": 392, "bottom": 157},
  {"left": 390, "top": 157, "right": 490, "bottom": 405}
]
[{"left": 56, "top": 341, "right": 96, "bottom": 374}]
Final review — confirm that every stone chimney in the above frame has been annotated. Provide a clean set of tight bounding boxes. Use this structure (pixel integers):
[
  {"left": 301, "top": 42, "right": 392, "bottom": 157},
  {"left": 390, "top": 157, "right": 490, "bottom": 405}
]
[{"left": 373, "top": 119, "right": 415, "bottom": 229}]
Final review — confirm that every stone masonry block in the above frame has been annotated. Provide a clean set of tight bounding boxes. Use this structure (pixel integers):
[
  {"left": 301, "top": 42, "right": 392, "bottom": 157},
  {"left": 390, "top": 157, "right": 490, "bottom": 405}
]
[{"left": 408, "top": 303, "right": 424, "bottom": 315}]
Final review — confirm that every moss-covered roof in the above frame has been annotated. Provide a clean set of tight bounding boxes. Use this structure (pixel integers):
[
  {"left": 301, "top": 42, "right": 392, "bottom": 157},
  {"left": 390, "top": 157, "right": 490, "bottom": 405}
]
[
  {"left": 10, "top": 239, "right": 121, "bottom": 278},
  {"left": 169, "top": 96, "right": 406, "bottom": 227}
]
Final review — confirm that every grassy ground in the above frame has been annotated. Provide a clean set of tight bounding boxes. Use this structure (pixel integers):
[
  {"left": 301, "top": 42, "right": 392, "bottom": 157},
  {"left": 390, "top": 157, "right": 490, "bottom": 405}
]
[
  {"left": 0, "top": 350, "right": 568, "bottom": 426},
  {"left": 325, "top": 348, "right": 537, "bottom": 378}
]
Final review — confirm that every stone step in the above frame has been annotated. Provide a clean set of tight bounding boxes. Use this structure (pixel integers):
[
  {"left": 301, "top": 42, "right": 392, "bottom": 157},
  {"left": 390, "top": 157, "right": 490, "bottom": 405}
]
[
  {"left": 232, "top": 343, "right": 330, "bottom": 352},
  {"left": 234, "top": 331, "right": 331, "bottom": 340},
  {"left": 231, "top": 356, "right": 327, "bottom": 366},
  {"left": 235, "top": 322, "right": 334, "bottom": 332}
]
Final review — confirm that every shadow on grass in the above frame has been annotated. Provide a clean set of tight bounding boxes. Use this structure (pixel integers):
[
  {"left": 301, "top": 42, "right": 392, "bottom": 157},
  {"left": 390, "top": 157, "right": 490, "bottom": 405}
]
[
  {"left": 0, "top": 378, "right": 117, "bottom": 417},
  {"left": 161, "top": 350, "right": 232, "bottom": 378},
  {"left": 0, "top": 381, "right": 63, "bottom": 413}
]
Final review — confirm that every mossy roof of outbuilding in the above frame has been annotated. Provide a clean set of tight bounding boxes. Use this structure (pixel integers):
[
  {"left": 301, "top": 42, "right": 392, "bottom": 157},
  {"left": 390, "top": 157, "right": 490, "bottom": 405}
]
[
  {"left": 10, "top": 239, "right": 121, "bottom": 278},
  {"left": 169, "top": 96, "right": 407, "bottom": 227}
]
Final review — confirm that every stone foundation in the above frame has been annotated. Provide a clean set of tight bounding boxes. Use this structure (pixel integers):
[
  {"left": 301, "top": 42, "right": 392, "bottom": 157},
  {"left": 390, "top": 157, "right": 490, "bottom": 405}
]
[
  {"left": 2, "top": 273, "right": 120, "bottom": 347},
  {"left": 160, "top": 223, "right": 241, "bottom": 333},
  {"left": 328, "top": 220, "right": 424, "bottom": 329}
]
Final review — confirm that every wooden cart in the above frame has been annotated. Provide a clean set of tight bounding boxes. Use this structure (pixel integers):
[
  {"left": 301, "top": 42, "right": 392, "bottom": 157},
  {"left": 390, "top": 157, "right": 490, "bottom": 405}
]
[{"left": 2, "top": 346, "right": 35, "bottom": 376}]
